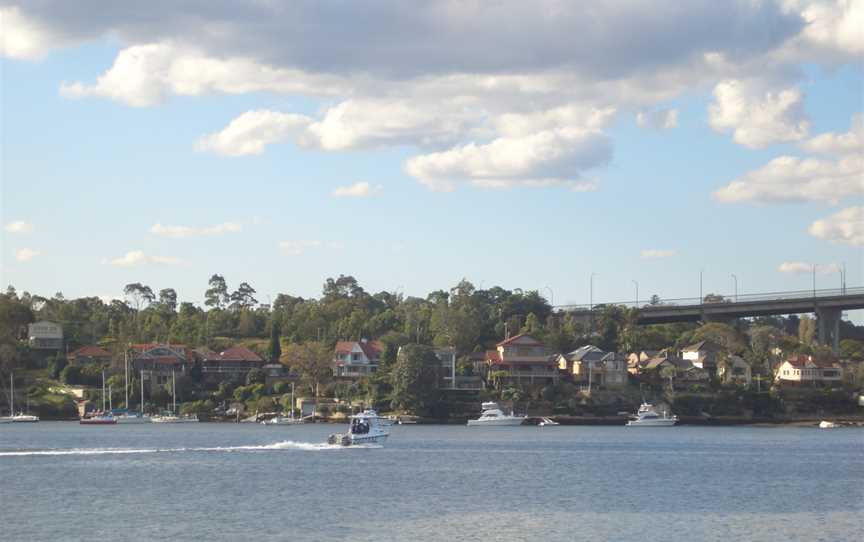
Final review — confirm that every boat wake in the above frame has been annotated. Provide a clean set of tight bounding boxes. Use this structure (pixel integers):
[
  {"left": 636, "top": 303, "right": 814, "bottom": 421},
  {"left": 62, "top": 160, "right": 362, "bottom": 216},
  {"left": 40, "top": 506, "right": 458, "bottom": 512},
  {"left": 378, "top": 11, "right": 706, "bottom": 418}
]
[{"left": 0, "top": 440, "right": 381, "bottom": 457}]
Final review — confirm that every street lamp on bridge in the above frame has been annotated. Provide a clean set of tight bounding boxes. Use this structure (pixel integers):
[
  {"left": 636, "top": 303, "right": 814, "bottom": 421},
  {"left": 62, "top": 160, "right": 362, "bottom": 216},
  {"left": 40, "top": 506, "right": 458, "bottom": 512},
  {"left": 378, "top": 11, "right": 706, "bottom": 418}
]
[
  {"left": 632, "top": 280, "right": 639, "bottom": 307},
  {"left": 731, "top": 274, "right": 738, "bottom": 302}
]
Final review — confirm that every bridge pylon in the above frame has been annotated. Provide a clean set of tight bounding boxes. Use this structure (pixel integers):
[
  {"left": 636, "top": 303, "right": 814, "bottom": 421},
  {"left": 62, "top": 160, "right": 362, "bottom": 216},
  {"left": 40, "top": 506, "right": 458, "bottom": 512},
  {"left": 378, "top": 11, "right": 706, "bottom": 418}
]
[{"left": 815, "top": 307, "right": 841, "bottom": 352}]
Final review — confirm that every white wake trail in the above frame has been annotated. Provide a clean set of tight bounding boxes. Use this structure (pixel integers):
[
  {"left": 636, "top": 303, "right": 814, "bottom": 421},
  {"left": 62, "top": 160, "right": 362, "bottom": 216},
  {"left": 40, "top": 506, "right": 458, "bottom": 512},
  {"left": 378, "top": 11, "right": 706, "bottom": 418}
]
[{"left": 0, "top": 440, "right": 379, "bottom": 457}]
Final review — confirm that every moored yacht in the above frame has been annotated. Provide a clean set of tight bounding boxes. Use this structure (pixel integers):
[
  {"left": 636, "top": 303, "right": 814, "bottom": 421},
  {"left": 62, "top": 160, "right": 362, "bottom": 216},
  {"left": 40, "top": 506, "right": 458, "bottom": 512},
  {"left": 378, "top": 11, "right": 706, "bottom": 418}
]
[
  {"left": 327, "top": 409, "right": 390, "bottom": 446},
  {"left": 1, "top": 374, "right": 40, "bottom": 422},
  {"left": 467, "top": 402, "right": 526, "bottom": 426},
  {"left": 626, "top": 403, "right": 678, "bottom": 426}
]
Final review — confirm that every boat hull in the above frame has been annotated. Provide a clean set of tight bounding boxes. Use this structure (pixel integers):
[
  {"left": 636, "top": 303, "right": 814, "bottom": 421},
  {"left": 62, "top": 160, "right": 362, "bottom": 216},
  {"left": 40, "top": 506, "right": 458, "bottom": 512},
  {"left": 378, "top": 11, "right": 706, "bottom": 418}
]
[
  {"left": 467, "top": 417, "right": 526, "bottom": 426},
  {"left": 115, "top": 416, "right": 151, "bottom": 424},
  {"left": 626, "top": 419, "right": 677, "bottom": 427},
  {"left": 80, "top": 418, "right": 117, "bottom": 425},
  {"left": 151, "top": 417, "right": 198, "bottom": 423}
]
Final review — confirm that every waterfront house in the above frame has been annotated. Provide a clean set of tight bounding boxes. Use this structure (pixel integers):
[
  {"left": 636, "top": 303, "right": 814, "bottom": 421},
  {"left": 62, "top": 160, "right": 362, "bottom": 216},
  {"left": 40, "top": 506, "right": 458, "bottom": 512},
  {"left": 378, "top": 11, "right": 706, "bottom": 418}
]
[
  {"left": 199, "top": 346, "right": 265, "bottom": 382},
  {"left": 130, "top": 344, "right": 190, "bottom": 386},
  {"left": 682, "top": 340, "right": 723, "bottom": 376},
  {"left": 28, "top": 321, "right": 63, "bottom": 350},
  {"left": 557, "top": 345, "right": 627, "bottom": 389},
  {"left": 69, "top": 345, "right": 113, "bottom": 366},
  {"left": 485, "top": 334, "right": 558, "bottom": 388},
  {"left": 774, "top": 355, "right": 843, "bottom": 387},
  {"left": 717, "top": 355, "right": 752, "bottom": 387},
  {"left": 627, "top": 350, "right": 662, "bottom": 374},
  {"left": 333, "top": 339, "right": 384, "bottom": 378}
]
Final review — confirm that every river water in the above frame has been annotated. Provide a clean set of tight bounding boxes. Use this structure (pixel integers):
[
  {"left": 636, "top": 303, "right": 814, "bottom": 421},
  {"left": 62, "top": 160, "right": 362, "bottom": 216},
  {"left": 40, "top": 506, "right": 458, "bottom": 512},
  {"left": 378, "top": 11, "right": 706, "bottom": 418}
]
[{"left": 1, "top": 422, "right": 862, "bottom": 541}]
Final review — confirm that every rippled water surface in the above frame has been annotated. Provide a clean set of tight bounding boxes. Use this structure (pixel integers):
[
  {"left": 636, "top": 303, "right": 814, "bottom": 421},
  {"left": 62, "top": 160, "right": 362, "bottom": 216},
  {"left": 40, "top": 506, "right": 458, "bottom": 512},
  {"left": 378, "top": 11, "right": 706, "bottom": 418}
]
[{"left": 1, "top": 422, "right": 862, "bottom": 541}]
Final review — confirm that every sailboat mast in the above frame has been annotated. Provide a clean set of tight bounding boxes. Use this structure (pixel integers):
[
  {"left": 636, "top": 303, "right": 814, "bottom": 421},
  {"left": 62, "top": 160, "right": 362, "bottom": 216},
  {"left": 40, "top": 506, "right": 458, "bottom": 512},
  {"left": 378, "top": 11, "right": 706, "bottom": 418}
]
[
  {"left": 102, "top": 370, "right": 106, "bottom": 412},
  {"left": 10, "top": 373, "right": 13, "bottom": 415},
  {"left": 108, "top": 385, "right": 112, "bottom": 411},
  {"left": 140, "top": 370, "right": 145, "bottom": 413},
  {"left": 172, "top": 368, "right": 176, "bottom": 414},
  {"left": 124, "top": 349, "right": 129, "bottom": 410},
  {"left": 291, "top": 382, "right": 295, "bottom": 419}
]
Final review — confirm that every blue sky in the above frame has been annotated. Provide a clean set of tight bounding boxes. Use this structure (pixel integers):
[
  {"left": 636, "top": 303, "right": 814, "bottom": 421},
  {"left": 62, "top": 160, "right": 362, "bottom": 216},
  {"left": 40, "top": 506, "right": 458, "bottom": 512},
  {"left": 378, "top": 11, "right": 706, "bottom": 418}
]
[{"left": 0, "top": 1, "right": 861, "bottom": 321}]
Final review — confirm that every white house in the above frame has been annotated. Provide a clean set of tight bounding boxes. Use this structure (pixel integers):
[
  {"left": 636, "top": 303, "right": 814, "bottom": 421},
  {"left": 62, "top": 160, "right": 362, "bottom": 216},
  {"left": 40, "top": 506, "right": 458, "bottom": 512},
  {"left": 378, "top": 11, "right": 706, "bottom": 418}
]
[{"left": 774, "top": 355, "right": 842, "bottom": 387}]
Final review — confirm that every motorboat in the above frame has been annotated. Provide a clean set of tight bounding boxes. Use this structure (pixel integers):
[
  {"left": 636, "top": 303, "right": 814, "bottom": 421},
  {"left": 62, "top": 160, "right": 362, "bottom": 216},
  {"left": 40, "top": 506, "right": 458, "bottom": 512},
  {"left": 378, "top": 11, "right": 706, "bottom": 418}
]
[
  {"left": 80, "top": 414, "right": 117, "bottom": 425},
  {"left": 151, "top": 414, "right": 199, "bottom": 424},
  {"left": 538, "top": 417, "right": 559, "bottom": 426},
  {"left": 327, "top": 409, "right": 390, "bottom": 446},
  {"left": 626, "top": 403, "right": 678, "bottom": 427},
  {"left": 9, "top": 413, "right": 40, "bottom": 423},
  {"left": 261, "top": 414, "right": 303, "bottom": 425},
  {"left": 467, "top": 402, "right": 526, "bottom": 426}
]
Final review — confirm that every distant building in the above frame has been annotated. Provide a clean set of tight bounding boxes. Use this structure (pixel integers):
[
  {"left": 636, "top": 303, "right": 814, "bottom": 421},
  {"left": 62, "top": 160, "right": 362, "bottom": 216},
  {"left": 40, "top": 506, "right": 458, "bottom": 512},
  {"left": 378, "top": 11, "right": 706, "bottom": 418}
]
[
  {"left": 28, "top": 321, "right": 63, "bottom": 350},
  {"left": 682, "top": 340, "right": 723, "bottom": 375},
  {"left": 434, "top": 347, "right": 483, "bottom": 390},
  {"left": 333, "top": 339, "right": 384, "bottom": 378},
  {"left": 69, "top": 345, "right": 113, "bottom": 366},
  {"left": 485, "top": 334, "right": 558, "bottom": 387},
  {"left": 199, "top": 346, "right": 265, "bottom": 381},
  {"left": 130, "top": 344, "right": 190, "bottom": 387},
  {"left": 774, "top": 355, "right": 842, "bottom": 387},
  {"left": 557, "top": 345, "right": 626, "bottom": 389}
]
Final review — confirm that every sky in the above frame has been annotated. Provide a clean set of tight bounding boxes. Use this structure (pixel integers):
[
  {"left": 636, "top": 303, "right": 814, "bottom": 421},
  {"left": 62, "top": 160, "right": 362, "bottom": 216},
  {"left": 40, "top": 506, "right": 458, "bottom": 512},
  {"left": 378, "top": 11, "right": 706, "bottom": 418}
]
[{"left": 0, "top": 1, "right": 862, "bottom": 320}]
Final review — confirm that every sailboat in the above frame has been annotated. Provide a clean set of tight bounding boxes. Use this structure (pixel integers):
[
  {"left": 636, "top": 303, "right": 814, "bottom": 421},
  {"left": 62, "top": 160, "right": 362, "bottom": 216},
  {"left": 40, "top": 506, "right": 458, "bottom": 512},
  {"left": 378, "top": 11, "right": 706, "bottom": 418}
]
[
  {"left": 1, "top": 373, "right": 40, "bottom": 423},
  {"left": 262, "top": 383, "right": 303, "bottom": 425},
  {"left": 80, "top": 370, "right": 116, "bottom": 425},
  {"left": 115, "top": 351, "right": 151, "bottom": 424},
  {"left": 151, "top": 369, "right": 198, "bottom": 423}
]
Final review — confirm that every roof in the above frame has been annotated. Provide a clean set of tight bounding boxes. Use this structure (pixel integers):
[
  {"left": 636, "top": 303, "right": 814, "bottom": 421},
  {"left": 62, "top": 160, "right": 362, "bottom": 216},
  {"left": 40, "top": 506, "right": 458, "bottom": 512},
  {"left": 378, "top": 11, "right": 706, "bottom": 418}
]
[
  {"left": 566, "top": 345, "right": 606, "bottom": 362},
  {"left": 335, "top": 340, "right": 384, "bottom": 359},
  {"left": 72, "top": 345, "right": 112, "bottom": 358},
  {"left": 218, "top": 346, "right": 264, "bottom": 362},
  {"left": 683, "top": 340, "right": 722, "bottom": 353},
  {"left": 496, "top": 333, "right": 544, "bottom": 347},
  {"left": 485, "top": 349, "right": 502, "bottom": 364},
  {"left": 783, "top": 354, "right": 839, "bottom": 369}
]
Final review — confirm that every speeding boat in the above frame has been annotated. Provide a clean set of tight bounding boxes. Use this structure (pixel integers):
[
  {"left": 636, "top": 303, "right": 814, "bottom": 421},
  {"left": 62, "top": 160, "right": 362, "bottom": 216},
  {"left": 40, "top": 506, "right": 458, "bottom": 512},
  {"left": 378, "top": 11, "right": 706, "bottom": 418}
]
[
  {"left": 327, "top": 409, "right": 390, "bottom": 446},
  {"left": 467, "top": 402, "right": 526, "bottom": 426},
  {"left": 626, "top": 403, "right": 678, "bottom": 427}
]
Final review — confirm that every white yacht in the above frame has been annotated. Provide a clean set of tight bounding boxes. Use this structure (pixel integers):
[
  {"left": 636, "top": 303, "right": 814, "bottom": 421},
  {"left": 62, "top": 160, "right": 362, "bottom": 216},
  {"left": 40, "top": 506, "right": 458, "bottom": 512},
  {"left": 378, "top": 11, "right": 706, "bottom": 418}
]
[
  {"left": 151, "top": 414, "right": 199, "bottom": 423},
  {"left": 1, "top": 374, "right": 39, "bottom": 423},
  {"left": 115, "top": 411, "right": 151, "bottom": 424},
  {"left": 467, "top": 402, "right": 526, "bottom": 426},
  {"left": 261, "top": 414, "right": 303, "bottom": 425},
  {"left": 327, "top": 409, "right": 390, "bottom": 446},
  {"left": 626, "top": 403, "right": 678, "bottom": 427}
]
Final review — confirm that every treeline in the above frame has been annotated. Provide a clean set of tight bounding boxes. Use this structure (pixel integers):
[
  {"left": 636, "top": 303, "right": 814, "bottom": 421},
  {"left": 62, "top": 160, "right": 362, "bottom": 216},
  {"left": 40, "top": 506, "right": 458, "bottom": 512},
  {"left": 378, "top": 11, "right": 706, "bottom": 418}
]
[{"left": 1, "top": 275, "right": 863, "bottom": 375}]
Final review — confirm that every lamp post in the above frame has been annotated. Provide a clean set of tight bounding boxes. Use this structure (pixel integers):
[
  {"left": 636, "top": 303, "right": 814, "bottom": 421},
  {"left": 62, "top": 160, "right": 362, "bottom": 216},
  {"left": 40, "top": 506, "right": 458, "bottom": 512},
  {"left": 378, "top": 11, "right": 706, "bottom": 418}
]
[
  {"left": 632, "top": 280, "right": 639, "bottom": 307},
  {"left": 590, "top": 273, "right": 598, "bottom": 310},
  {"left": 699, "top": 269, "right": 703, "bottom": 304},
  {"left": 731, "top": 274, "right": 738, "bottom": 302}
]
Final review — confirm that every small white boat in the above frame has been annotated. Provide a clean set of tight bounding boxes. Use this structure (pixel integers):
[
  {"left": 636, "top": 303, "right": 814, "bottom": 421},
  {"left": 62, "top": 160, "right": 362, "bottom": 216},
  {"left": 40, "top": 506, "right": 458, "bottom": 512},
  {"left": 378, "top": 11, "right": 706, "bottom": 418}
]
[
  {"left": 115, "top": 412, "right": 151, "bottom": 424},
  {"left": 538, "top": 417, "right": 559, "bottom": 426},
  {"left": 818, "top": 420, "right": 838, "bottom": 429},
  {"left": 151, "top": 414, "right": 199, "bottom": 424},
  {"left": 1, "top": 374, "right": 39, "bottom": 422},
  {"left": 327, "top": 409, "right": 390, "bottom": 446},
  {"left": 261, "top": 414, "right": 303, "bottom": 425},
  {"left": 467, "top": 402, "right": 526, "bottom": 426},
  {"left": 626, "top": 403, "right": 678, "bottom": 427}
]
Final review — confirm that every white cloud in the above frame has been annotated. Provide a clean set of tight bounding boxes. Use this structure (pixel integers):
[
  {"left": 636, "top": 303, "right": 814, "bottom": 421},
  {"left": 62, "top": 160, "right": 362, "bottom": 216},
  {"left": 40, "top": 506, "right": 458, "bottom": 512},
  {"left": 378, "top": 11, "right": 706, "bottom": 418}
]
[
  {"left": 709, "top": 79, "right": 809, "bottom": 149},
  {"left": 636, "top": 108, "right": 679, "bottom": 130},
  {"left": 778, "top": 261, "right": 841, "bottom": 274},
  {"left": 808, "top": 206, "right": 864, "bottom": 246},
  {"left": 4, "top": 221, "right": 33, "bottom": 233},
  {"left": 109, "top": 250, "right": 184, "bottom": 267},
  {"left": 800, "top": 113, "right": 863, "bottom": 156},
  {"left": 60, "top": 42, "right": 347, "bottom": 107},
  {"left": 713, "top": 154, "right": 863, "bottom": 204},
  {"left": 332, "top": 182, "right": 382, "bottom": 198},
  {"left": 783, "top": 0, "right": 864, "bottom": 61},
  {"left": 195, "top": 110, "right": 312, "bottom": 156},
  {"left": 15, "top": 248, "right": 40, "bottom": 262},
  {"left": 150, "top": 221, "right": 243, "bottom": 238},
  {"left": 404, "top": 128, "right": 611, "bottom": 191},
  {"left": 640, "top": 249, "right": 676, "bottom": 259},
  {"left": 0, "top": 6, "right": 69, "bottom": 60},
  {"left": 279, "top": 240, "right": 323, "bottom": 256}
]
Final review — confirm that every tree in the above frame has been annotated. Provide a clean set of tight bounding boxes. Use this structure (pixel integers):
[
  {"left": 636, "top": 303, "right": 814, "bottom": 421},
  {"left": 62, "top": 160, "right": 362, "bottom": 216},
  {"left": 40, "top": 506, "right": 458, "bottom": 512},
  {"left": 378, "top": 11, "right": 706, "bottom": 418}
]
[
  {"left": 390, "top": 344, "right": 440, "bottom": 414},
  {"left": 268, "top": 321, "right": 282, "bottom": 363},
  {"left": 158, "top": 288, "right": 178, "bottom": 312},
  {"left": 245, "top": 368, "right": 266, "bottom": 386},
  {"left": 204, "top": 274, "right": 229, "bottom": 309},
  {"left": 284, "top": 342, "right": 332, "bottom": 397},
  {"left": 123, "top": 283, "right": 155, "bottom": 312},
  {"left": 230, "top": 282, "right": 258, "bottom": 311}
]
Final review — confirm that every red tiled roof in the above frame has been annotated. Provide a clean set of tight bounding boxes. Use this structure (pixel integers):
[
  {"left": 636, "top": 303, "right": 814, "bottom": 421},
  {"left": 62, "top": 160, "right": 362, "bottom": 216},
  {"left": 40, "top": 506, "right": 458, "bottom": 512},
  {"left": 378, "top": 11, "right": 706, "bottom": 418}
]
[
  {"left": 496, "top": 333, "right": 544, "bottom": 347},
  {"left": 219, "top": 346, "right": 264, "bottom": 362},
  {"left": 72, "top": 345, "right": 112, "bottom": 358},
  {"left": 334, "top": 340, "right": 383, "bottom": 359},
  {"left": 335, "top": 341, "right": 355, "bottom": 355},
  {"left": 783, "top": 355, "right": 838, "bottom": 369},
  {"left": 485, "top": 349, "right": 502, "bottom": 364}
]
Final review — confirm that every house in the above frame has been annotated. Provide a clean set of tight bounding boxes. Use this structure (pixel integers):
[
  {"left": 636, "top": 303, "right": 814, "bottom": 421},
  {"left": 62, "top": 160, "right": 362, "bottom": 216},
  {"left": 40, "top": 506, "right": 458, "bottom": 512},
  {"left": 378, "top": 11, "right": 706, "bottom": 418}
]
[
  {"left": 774, "top": 355, "right": 843, "bottom": 387},
  {"left": 130, "top": 344, "right": 189, "bottom": 386},
  {"left": 333, "top": 339, "right": 384, "bottom": 378},
  {"left": 627, "top": 350, "right": 662, "bottom": 374},
  {"left": 637, "top": 355, "right": 708, "bottom": 389},
  {"left": 69, "top": 345, "right": 113, "bottom": 366},
  {"left": 435, "top": 347, "right": 483, "bottom": 390},
  {"left": 717, "top": 355, "right": 752, "bottom": 387},
  {"left": 28, "top": 321, "right": 63, "bottom": 350},
  {"left": 682, "top": 340, "right": 723, "bottom": 375},
  {"left": 485, "top": 334, "right": 558, "bottom": 387},
  {"left": 199, "top": 346, "right": 265, "bottom": 381},
  {"left": 557, "top": 345, "right": 626, "bottom": 389}
]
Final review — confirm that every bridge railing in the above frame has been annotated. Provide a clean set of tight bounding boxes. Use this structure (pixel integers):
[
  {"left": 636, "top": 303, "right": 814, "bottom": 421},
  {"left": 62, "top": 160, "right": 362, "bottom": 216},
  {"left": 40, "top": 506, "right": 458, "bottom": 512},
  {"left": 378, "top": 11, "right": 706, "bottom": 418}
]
[{"left": 556, "top": 286, "right": 863, "bottom": 312}]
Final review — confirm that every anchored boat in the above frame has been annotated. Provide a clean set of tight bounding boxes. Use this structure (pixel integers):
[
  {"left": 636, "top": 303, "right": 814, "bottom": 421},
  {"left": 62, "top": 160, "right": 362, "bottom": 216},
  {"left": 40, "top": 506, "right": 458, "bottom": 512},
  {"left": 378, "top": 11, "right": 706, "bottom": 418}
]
[
  {"left": 467, "top": 402, "right": 526, "bottom": 426},
  {"left": 626, "top": 403, "right": 678, "bottom": 427},
  {"left": 327, "top": 409, "right": 390, "bottom": 446}
]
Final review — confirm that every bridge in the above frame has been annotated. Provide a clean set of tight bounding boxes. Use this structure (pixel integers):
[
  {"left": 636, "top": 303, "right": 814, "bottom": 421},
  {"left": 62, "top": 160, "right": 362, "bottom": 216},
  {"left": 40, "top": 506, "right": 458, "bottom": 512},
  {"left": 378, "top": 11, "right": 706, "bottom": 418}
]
[{"left": 557, "top": 287, "right": 864, "bottom": 351}]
